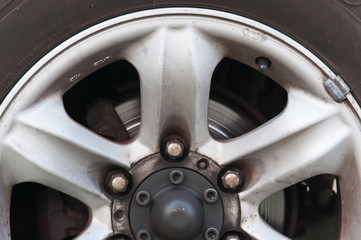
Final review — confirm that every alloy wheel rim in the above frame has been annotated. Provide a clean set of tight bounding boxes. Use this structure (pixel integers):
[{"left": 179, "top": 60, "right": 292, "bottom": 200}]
[{"left": 0, "top": 8, "right": 361, "bottom": 240}]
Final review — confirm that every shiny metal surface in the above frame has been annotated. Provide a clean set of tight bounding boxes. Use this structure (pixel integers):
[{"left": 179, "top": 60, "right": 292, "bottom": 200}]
[{"left": 0, "top": 8, "right": 361, "bottom": 240}]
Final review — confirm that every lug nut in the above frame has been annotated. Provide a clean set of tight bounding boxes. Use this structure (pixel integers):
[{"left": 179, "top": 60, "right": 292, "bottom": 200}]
[
  {"left": 108, "top": 171, "right": 129, "bottom": 194},
  {"left": 225, "top": 235, "right": 241, "bottom": 240},
  {"left": 204, "top": 228, "right": 219, "bottom": 240},
  {"left": 169, "top": 170, "right": 184, "bottom": 185},
  {"left": 204, "top": 188, "right": 219, "bottom": 204},
  {"left": 137, "top": 230, "right": 151, "bottom": 240},
  {"left": 136, "top": 191, "right": 151, "bottom": 206},
  {"left": 165, "top": 138, "right": 184, "bottom": 159},
  {"left": 222, "top": 170, "right": 243, "bottom": 190}
]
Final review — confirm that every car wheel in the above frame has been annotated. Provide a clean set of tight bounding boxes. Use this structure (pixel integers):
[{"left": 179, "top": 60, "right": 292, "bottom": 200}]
[{"left": 1, "top": 2, "right": 361, "bottom": 240}]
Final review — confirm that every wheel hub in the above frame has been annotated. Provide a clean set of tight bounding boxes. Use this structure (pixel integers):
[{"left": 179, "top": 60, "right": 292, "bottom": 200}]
[
  {"left": 112, "top": 153, "right": 241, "bottom": 239},
  {"left": 150, "top": 188, "right": 204, "bottom": 239},
  {"left": 130, "top": 168, "right": 222, "bottom": 240}
]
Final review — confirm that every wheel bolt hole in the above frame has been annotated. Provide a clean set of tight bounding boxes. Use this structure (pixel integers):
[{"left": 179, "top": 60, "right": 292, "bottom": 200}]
[
  {"left": 173, "top": 173, "right": 180, "bottom": 181},
  {"left": 136, "top": 191, "right": 151, "bottom": 206},
  {"left": 114, "top": 210, "right": 125, "bottom": 222},
  {"left": 204, "top": 188, "right": 218, "bottom": 203},
  {"left": 169, "top": 170, "right": 184, "bottom": 184},
  {"left": 208, "top": 231, "right": 216, "bottom": 239},
  {"left": 139, "top": 233, "right": 148, "bottom": 240},
  {"left": 137, "top": 230, "right": 151, "bottom": 240},
  {"left": 205, "top": 228, "right": 219, "bottom": 240},
  {"left": 139, "top": 194, "right": 148, "bottom": 202},
  {"left": 208, "top": 192, "right": 215, "bottom": 199},
  {"left": 197, "top": 159, "right": 209, "bottom": 169}
]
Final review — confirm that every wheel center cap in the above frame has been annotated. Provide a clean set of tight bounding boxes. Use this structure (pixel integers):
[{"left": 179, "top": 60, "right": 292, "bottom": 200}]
[
  {"left": 150, "top": 188, "right": 204, "bottom": 239},
  {"left": 129, "top": 168, "right": 223, "bottom": 240}
]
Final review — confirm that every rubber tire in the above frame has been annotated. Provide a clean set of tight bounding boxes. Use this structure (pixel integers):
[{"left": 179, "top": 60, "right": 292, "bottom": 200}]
[
  {"left": 1, "top": 0, "right": 361, "bottom": 104},
  {"left": 0, "top": 1, "right": 359, "bottom": 239}
]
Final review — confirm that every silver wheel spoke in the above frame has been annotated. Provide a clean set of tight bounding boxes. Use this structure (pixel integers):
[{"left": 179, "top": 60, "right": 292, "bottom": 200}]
[
  {"left": 75, "top": 206, "right": 112, "bottom": 240},
  {"left": 126, "top": 27, "right": 224, "bottom": 150},
  {"left": 1, "top": 95, "right": 127, "bottom": 207},
  {"left": 240, "top": 116, "right": 350, "bottom": 204},
  {"left": 1, "top": 9, "right": 360, "bottom": 240},
  {"left": 241, "top": 202, "right": 290, "bottom": 240},
  {"left": 234, "top": 91, "right": 352, "bottom": 237},
  {"left": 202, "top": 90, "right": 351, "bottom": 203},
  {"left": 200, "top": 90, "right": 346, "bottom": 163}
]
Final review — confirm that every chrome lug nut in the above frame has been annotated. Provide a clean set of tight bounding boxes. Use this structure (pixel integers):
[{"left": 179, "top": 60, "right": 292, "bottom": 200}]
[
  {"left": 225, "top": 235, "right": 241, "bottom": 240},
  {"left": 165, "top": 138, "right": 184, "bottom": 159},
  {"left": 222, "top": 170, "right": 242, "bottom": 190},
  {"left": 108, "top": 172, "right": 129, "bottom": 193}
]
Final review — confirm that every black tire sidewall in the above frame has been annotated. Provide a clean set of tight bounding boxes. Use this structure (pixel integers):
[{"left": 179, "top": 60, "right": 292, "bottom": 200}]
[{"left": 1, "top": 0, "right": 361, "bottom": 102}]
